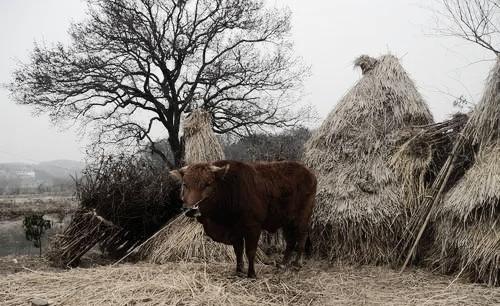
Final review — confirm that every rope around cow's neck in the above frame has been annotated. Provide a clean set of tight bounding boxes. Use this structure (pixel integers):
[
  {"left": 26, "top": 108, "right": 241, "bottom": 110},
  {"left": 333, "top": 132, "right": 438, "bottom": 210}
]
[{"left": 191, "top": 196, "right": 207, "bottom": 210}]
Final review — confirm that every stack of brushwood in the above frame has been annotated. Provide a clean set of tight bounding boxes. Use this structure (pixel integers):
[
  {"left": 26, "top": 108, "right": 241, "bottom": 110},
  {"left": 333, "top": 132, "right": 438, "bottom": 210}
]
[
  {"left": 390, "top": 113, "right": 470, "bottom": 262},
  {"left": 398, "top": 57, "right": 500, "bottom": 286},
  {"left": 48, "top": 155, "right": 182, "bottom": 267}
]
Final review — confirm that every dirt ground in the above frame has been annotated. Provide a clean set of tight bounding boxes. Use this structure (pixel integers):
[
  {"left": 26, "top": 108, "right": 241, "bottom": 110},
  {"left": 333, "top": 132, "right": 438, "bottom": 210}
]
[{"left": 1, "top": 257, "right": 499, "bottom": 305}]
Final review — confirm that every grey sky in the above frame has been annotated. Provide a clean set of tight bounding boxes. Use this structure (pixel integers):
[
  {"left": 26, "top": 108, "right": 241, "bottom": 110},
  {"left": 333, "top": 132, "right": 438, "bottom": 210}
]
[{"left": 0, "top": 0, "right": 495, "bottom": 163}]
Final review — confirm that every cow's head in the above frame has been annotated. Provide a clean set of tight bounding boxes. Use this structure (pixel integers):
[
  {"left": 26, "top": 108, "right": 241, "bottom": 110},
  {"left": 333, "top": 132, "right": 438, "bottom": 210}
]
[{"left": 170, "top": 163, "right": 229, "bottom": 209}]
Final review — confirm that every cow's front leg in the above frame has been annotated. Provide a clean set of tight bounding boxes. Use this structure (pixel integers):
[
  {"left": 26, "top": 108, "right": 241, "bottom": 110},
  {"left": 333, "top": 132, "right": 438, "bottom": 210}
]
[
  {"left": 232, "top": 237, "right": 244, "bottom": 275},
  {"left": 244, "top": 229, "right": 261, "bottom": 278}
]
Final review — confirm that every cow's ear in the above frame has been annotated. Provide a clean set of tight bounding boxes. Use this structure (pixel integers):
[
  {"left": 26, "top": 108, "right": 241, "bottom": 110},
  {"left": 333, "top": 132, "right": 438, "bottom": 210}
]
[
  {"left": 170, "top": 167, "right": 186, "bottom": 181},
  {"left": 210, "top": 164, "right": 230, "bottom": 179}
]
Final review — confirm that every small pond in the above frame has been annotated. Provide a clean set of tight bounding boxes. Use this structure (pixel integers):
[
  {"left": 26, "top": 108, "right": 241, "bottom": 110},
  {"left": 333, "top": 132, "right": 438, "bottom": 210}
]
[{"left": 0, "top": 214, "right": 71, "bottom": 256}]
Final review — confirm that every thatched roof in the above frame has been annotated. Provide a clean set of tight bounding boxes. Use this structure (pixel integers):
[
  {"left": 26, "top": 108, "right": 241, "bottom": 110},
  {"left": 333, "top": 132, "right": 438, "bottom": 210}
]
[
  {"left": 438, "top": 57, "right": 500, "bottom": 223},
  {"left": 304, "top": 54, "right": 433, "bottom": 263},
  {"left": 440, "top": 145, "right": 500, "bottom": 222},
  {"left": 433, "top": 145, "right": 500, "bottom": 286},
  {"left": 183, "top": 109, "right": 225, "bottom": 164}
]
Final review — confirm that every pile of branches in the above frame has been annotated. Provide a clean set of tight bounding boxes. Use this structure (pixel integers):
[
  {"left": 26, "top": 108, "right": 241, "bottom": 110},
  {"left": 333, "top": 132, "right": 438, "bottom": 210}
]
[
  {"left": 391, "top": 112, "right": 471, "bottom": 263},
  {"left": 48, "top": 155, "right": 182, "bottom": 267}
]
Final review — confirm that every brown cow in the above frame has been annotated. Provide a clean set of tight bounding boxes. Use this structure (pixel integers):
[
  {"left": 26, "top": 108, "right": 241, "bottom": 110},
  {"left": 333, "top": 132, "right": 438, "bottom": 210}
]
[{"left": 171, "top": 160, "right": 317, "bottom": 278}]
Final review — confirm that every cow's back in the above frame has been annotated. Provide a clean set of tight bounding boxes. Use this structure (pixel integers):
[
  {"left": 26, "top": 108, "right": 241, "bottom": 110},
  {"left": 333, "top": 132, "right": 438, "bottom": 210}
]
[
  {"left": 252, "top": 161, "right": 317, "bottom": 232},
  {"left": 208, "top": 160, "right": 316, "bottom": 232}
]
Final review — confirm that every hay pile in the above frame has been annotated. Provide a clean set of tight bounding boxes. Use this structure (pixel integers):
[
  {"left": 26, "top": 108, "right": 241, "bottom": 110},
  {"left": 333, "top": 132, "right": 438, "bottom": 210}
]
[
  {"left": 432, "top": 57, "right": 500, "bottom": 286},
  {"left": 139, "top": 214, "right": 269, "bottom": 264},
  {"left": 303, "top": 54, "right": 433, "bottom": 264},
  {"left": 183, "top": 109, "right": 225, "bottom": 164},
  {"left": 2, "top": 262, "right": 499, "bottom": 305},
  {"left": 47, "top": 156, "right": 182, "bottom": 267}
]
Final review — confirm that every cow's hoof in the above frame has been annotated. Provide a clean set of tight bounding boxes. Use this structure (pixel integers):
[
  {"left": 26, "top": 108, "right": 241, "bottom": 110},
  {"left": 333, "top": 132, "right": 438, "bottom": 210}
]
[
  {"left": 247, "top": 272, "right": 257, "bottom": 279},
  {"left": 291, "top": 261, "right": 302, "bottom": 269},
  {"left": 234, "top": 271, "right": 246, "bottom": 278}
]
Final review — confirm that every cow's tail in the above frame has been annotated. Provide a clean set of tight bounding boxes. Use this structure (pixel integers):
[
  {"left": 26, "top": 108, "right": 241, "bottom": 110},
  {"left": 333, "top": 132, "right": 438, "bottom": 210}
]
[{"left": 305, "top": 235, "right": 313, "bottom": 258}]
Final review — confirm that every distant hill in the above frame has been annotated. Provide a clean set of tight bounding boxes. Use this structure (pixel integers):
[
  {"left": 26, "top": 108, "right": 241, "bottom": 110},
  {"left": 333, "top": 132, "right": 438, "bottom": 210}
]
[
  {"left": 36, "top": 160, "right": 85, "bottom": 179},
  {"left": 0, "top": 160, "right": 85, "bottom": 194}
]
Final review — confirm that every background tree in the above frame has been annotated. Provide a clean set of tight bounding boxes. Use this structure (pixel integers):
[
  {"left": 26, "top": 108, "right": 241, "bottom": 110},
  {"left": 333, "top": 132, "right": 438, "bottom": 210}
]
[
  {"left": 223, "top": 127, "right": 311, "bottom": 161},
  {"left": 23, "top": 214, "right": 52, "bottom": 256},
  {"left": 435, "top": 0, "right": 500, "bottom": 55},
  {"left": 9, "top": 0, "right": 309, "bottom": 168}
]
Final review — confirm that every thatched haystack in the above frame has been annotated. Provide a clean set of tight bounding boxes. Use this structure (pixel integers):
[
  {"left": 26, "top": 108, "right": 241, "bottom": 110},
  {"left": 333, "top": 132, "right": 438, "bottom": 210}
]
[
  {"left": 432, "top": 57, "right": 500, "bottom": 286},
  {"left": 47, "top": 155, "right": 182, "bottom": 267},
  {"left": 303, "top": 54, "right": 433, "bottom": 264},
  {"left": 183, "top": 109, "right": 225, "bottom": 164}
]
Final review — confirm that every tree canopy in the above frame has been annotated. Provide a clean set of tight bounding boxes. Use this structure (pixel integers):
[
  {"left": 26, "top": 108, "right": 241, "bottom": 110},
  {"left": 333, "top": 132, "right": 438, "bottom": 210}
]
[{"left": 10, "top": 0, "right": 309, "bottom": 167}]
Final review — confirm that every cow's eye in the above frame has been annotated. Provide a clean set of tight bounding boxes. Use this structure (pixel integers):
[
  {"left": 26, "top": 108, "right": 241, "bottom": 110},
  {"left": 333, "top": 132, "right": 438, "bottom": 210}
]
[{"left": 182, "top": 183, "right": 188, "bottom": 189}]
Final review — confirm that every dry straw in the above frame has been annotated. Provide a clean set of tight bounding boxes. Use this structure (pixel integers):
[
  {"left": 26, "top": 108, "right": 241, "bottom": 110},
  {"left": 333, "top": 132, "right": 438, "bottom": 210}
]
[
  {"left": 139, "top": 214, "right": 270, "bottom": 264},
  {"left": 431, "top": 58, "right": 500, "bottom": 285},
  {"left": 399, "top": 57, "right": 500, "bottom": 285},
  {"left": 303, "top": 54, "right": 433, "bottom": 264},
  {"left": 183, "top": 109, "right": 225, "bottom": 164},
  {"left": 2, "top": 262, "right": 499, "bottom": 305}
]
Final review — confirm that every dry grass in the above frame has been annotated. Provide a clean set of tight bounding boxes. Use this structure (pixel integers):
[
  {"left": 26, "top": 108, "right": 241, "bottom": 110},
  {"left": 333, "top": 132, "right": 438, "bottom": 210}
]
[
  {"left": 303, "top": 54, "right": 433, "bottom": 264},
  {"left": 432, "top": 218, "right": 500, "bottom": 286},
  {"left": 1, "top": 261, "right": 499, "bottom": 305},
  {"left": 432, "top": 145, "right": 500, "bottom": 285},
  {"left": 0, "top": 195, "right": 77, "bottom": 221}
]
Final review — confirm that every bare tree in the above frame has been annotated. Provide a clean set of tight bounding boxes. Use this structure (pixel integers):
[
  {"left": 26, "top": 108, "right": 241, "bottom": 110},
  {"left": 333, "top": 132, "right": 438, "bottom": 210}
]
[
  {"left": 9, "top": 0, "right": 309, "bottom": 168},
  {"left": 435, "top": 0, "right": 500, "bottom": 55}
]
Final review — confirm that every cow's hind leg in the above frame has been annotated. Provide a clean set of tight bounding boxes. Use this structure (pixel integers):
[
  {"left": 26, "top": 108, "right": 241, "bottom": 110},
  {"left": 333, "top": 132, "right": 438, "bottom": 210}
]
[
  {"left": 292, "top": 194, "right": 315, "bottom": 267},
  {"left": 281, "top": 226, "right": 296, "bottom": 267},
  {"left": 244, "top": 229, "right": 261, "bottom": 278},
  {"left": 292, "top": 228, "right": 308, "bottom": 267},
  {"left": 232, "top": 237, "right": 244, "bottom": 275}
]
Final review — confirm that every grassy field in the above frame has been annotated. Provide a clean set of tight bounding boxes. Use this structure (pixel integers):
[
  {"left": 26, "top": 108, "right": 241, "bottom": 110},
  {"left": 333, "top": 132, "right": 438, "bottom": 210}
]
[
  {"left": 0, "top": 194, "right": 77, "bottom": 221},
  {"left": 0, "top": 258, "right": 499, "bottom": 305}
]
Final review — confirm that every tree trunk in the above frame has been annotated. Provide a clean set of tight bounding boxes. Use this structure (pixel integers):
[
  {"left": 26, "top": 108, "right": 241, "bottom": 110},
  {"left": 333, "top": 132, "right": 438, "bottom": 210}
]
[{"left": 168, "top": 136, "right": 184, "bottom": 168}]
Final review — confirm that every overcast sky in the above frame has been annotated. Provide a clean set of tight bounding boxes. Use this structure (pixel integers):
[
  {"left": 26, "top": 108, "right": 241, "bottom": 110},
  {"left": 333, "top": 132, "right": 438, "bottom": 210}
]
[{"left": 0, "top": 0, "right": 495, "bottom": 163}]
